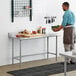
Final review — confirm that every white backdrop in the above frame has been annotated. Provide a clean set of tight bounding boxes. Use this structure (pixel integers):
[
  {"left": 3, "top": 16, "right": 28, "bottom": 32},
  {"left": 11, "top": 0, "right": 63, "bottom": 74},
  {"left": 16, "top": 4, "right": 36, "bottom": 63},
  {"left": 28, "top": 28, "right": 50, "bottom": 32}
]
[{"left": 0, "top": 0, "right": 76, "bottom": 66}]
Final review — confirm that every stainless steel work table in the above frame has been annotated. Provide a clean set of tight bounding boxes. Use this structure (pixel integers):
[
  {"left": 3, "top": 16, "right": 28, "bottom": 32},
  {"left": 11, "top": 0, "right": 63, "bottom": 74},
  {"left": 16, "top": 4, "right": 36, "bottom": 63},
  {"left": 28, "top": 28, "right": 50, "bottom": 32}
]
[
  {"left": 8, "top": 33, "right": 59, "bottom": 65},
  {"left": 60, "top": 52, "right": 76, "bottom": 76}
]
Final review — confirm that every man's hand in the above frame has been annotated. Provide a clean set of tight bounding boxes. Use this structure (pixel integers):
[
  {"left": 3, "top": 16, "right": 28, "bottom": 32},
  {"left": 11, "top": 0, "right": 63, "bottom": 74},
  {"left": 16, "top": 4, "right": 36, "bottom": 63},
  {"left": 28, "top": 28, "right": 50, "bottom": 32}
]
[{"left": 53, "top": 26, "right": 63, "bottom": 32}]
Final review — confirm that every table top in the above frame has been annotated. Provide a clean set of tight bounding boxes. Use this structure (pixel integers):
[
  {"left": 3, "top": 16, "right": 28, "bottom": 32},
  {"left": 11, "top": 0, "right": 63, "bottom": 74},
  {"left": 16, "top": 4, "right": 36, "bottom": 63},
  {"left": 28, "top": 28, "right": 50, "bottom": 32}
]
[
  {"left": 8, "top": 33, "right": 59, "bottom": 40},
  {"left": 60, "top": 51, "right": 76, "bottom": 58}
]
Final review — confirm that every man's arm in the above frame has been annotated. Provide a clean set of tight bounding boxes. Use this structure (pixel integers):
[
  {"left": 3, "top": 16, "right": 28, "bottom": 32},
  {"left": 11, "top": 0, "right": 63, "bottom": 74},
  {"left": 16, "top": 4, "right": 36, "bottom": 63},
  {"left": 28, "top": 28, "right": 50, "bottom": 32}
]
[{"left": 53, "top": 13, "right": 68, "bottom": 32}]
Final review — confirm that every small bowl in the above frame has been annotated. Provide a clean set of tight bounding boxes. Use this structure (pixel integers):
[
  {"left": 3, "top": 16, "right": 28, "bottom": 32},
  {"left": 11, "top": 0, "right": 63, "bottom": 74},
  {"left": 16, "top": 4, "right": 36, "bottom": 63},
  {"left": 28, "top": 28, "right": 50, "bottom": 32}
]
[{"left": 51, "top": 25, "right": 59, "bottom": 32}]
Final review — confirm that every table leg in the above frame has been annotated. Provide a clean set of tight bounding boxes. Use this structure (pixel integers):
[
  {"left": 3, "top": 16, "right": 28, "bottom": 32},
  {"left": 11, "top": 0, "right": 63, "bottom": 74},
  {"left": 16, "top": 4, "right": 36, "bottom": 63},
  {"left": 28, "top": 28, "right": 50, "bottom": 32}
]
[
  {"left": 64, "top": 56, "right": 67, "bottom": 76},
  {"left": 47, "top": 37, "right": 49, "bottom": 59},
  {"left": 20, "top": 40, "right": 22, "bottom": 66},
  {"left": 56, "top": 36, "right": 58, "bottom": 61},
  {"left": 12, "top": 39, "right": 14, "bottom": 64},
  {"left": 43, "top": 38, "right": 46, "bottom": 58}
]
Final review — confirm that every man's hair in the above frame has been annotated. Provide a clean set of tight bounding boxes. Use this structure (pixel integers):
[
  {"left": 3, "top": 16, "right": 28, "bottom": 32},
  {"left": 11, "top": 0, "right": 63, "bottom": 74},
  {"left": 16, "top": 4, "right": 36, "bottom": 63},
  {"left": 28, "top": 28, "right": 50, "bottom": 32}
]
[{"left": 63, "top": 2, "right": 69, "bottom": 7}]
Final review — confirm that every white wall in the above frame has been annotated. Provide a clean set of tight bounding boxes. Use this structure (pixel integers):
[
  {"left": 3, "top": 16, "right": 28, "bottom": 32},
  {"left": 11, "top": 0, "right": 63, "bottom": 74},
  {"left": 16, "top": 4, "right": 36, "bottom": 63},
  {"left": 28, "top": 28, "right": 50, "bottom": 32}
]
[{"left": 0, "top": 0, "right": 76, "bottom": 66}]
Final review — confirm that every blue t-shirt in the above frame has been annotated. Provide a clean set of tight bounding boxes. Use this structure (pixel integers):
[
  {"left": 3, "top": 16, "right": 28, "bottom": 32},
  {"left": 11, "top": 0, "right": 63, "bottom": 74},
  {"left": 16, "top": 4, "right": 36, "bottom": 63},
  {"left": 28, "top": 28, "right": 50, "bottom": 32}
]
[{"left": 62, "top": 10, "right": 75, "bottom": 27}]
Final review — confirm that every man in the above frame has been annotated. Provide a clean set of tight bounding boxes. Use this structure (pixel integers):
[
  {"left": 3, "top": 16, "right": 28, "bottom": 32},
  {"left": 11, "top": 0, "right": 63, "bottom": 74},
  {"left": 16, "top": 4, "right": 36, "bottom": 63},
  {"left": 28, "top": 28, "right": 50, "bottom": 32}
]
[{"left": 53, "top": 2, "right": 75, "bottom": 64}]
